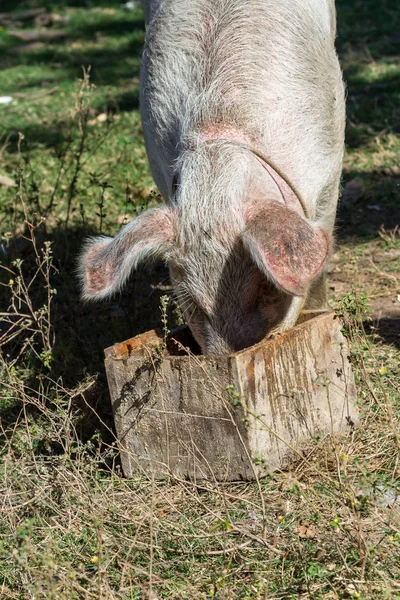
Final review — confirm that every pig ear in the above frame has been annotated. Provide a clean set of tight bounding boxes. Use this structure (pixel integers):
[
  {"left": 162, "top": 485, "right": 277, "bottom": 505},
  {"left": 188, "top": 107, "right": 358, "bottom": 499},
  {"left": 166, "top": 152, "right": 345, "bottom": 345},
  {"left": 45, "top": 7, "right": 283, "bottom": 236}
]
[
  {"left": 79, "top": 206, "right": 175, "bottom": 301},
  {"left": 243, "top": 202, "right": 330, "bottom": 297}
]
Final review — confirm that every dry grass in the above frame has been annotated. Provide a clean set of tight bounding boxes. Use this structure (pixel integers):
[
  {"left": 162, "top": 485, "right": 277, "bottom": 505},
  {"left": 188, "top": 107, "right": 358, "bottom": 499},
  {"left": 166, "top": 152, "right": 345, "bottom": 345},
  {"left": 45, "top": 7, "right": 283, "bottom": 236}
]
[{"left": 0, "top": 221, "right": 399, "bottom": 598}]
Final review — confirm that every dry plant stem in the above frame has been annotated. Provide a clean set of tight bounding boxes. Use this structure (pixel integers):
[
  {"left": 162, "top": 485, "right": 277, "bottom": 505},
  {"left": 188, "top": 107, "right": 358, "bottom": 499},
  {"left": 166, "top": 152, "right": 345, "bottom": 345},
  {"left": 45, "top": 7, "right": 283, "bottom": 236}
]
[
  {"left": 0, "top": 193, "right": 56, "bottom": 364},
  {"left": 368, "top": 257, "right": 398, "bottom": 284},
  {"left": 168, "top": 476, "right": 283, "bottom": 556},
  {"left": 0, "top": 131, "right": 13, "bottom": 160},
  {"left": 148, "top": 476, "right": 155, "bottom": 597},
  {"left": 65, "top": 69, "right": 91, "bottom": 227},
  {"left": 45, "top": 141, "right": 70, "bottom": 215},
  {"left": 96, "top": 512, "right": 104, "bottom": 598},
  {"left": 359, "top": 332, "right": 400, "bottom": 448},
  {"left": 80, "top": 122, "right": 114, "bottom": 169}
]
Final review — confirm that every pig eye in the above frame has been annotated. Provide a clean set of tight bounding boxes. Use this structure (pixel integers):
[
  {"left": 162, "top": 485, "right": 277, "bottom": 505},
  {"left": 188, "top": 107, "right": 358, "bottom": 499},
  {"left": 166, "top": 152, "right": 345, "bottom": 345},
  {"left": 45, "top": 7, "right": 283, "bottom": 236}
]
[
  {"left": 186, "top": 297, "right": 212, "bottom": 322},
  {"left": 191, "top": 299, "right": 209, "bottom": 319},
  {"left": 194, "top": 298, "right": 213, "bottom": 319},
  {"left": 170, "top": 265, "right": 185, "bottom": 282}
]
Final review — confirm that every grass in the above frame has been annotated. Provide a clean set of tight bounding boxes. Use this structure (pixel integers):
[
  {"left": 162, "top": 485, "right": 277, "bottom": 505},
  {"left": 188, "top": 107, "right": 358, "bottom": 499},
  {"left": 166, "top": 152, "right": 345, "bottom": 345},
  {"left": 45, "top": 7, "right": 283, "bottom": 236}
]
[{"left": 0, "top": 1, "right": 399, "bottom": 598}]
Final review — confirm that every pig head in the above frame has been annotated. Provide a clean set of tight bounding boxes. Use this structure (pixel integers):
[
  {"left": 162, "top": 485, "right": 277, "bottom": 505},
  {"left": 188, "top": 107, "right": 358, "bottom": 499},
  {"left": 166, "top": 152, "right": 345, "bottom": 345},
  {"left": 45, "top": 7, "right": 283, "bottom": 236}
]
[
  {"left": 80, "top": 142, "right": 331, "bottom": 354},
  {"left": 80, "top": 0, "right": 345, "bottom": 355}
]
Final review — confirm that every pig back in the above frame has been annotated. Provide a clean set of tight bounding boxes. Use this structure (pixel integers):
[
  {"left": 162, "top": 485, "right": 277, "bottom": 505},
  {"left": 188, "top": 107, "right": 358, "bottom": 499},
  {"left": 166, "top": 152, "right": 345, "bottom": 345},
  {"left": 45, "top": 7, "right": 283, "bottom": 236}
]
[{"left": 141, "top": 0, "right": 345, "bottom": 221}]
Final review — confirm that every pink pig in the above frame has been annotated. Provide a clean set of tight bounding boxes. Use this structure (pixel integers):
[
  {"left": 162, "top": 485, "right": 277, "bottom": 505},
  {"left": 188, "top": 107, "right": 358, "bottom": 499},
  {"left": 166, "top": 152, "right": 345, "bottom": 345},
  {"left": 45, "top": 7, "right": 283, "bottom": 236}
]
[{"left": 80, "top": 0, "right": 345, "bottom": 355}]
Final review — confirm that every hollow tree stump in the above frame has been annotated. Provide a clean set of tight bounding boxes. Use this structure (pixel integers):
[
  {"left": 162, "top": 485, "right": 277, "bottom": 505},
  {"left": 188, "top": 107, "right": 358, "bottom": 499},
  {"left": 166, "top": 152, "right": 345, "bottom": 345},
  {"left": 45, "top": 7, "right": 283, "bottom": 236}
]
[{"left": 105, "top": 312, "right": 358, "bottom": 481}]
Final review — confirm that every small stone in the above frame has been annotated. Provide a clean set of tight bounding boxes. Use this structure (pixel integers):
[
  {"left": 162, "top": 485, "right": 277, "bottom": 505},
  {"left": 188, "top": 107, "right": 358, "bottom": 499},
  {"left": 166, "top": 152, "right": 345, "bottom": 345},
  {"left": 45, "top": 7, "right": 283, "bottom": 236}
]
[{"left": 0, "top": 174, "right": 16, "bottom": 187}]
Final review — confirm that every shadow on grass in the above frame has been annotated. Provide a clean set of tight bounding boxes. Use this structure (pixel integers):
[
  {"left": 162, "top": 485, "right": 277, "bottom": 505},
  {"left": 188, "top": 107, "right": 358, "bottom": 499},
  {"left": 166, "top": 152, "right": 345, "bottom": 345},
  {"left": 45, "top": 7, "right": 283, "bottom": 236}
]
[
  {"left": 0, "top": 221, "right": 171, "bottom": 453},
  {"left": 8, "top": 42, "right": 144, "bottom": 81},
  {"left": 344, "top": 71, "right": 400, "bottom": 150},
  {"left": 0, "top": 4, "right": 144, "bottom": 151},
  {"left": 365, "top": 319, "right": 400, "bottom": 350},
  {"left": 336, "top": 169, "right": 400, "bottom": 241},
  {"left": 336, "top": 0, "right": 400, "bottom": 150},
  {"left": 75, "top": 13, "right": 145, "bottom": 40},
  {"left": 336, "top": 0, "right": 400, "bottom": 58},
  {"left": 3, "top": 83, "right": 140, "bottom": 152}
]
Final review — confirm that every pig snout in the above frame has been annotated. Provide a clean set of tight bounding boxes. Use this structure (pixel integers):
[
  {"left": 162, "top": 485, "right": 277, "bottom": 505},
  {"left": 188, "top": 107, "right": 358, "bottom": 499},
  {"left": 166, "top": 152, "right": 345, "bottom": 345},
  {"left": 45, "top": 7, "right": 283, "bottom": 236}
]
[{"left": 169, "top": 236, "right": 298, "bottom": 356}]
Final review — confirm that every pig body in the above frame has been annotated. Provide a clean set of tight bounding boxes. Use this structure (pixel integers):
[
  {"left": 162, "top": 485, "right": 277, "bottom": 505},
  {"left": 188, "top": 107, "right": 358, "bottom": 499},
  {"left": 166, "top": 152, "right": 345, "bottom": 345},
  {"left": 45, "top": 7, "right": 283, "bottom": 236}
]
[{"left": 80, "top": 0, "right": 345, "bottom": 355}]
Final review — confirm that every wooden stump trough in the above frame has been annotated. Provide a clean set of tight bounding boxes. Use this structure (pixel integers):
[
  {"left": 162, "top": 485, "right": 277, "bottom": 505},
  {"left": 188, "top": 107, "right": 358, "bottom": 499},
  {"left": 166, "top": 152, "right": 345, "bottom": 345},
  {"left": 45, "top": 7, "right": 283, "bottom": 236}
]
[{"left": 105, "top": 311, "right": 358, "bottom": 481}]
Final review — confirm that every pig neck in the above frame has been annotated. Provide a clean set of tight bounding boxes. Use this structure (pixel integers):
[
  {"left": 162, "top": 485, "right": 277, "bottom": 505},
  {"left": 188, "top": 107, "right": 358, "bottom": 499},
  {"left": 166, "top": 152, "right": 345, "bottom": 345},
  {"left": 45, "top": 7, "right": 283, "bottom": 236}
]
[
  {"left": 174, "top": 136, "right": 309, "bottom": 255},
  {"left": 196, "top": 132, "right": 309, "bottom": 219}
]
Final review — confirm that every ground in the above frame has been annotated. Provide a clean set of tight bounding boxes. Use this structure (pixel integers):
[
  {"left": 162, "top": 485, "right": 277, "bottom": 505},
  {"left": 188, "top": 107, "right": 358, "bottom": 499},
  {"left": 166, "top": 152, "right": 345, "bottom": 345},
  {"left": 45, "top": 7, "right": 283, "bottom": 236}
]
[{"left": 0, "top": 1, "right": 399, "bottom": 599}]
